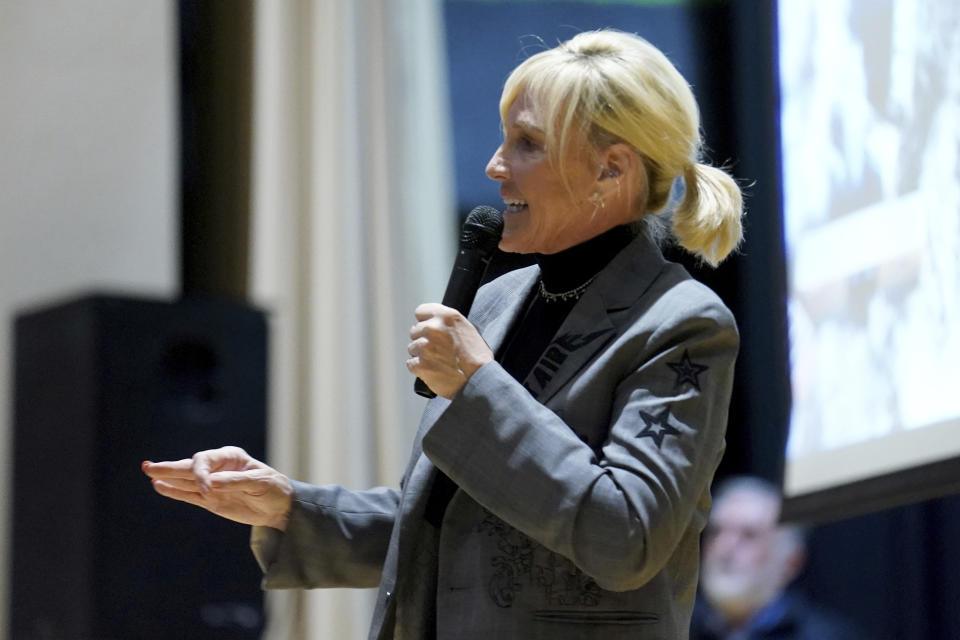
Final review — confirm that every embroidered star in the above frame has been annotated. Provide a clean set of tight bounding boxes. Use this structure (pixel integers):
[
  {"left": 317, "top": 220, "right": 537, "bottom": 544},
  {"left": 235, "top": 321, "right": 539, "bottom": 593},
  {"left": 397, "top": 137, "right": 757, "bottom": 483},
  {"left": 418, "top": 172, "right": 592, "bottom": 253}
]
[
  {"left": 667, "top": 349, "right": 709, "bottom": 391},
  {"left": 636, "top": 406, "right": 680, "bottom": 448}
]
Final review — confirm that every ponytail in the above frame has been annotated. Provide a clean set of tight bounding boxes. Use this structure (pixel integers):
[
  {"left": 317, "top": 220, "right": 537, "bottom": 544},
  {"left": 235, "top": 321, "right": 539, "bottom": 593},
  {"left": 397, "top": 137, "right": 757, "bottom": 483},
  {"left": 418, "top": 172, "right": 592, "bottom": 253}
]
[{"left": 671, "top": 163, "right": 744, "bottom": 267}]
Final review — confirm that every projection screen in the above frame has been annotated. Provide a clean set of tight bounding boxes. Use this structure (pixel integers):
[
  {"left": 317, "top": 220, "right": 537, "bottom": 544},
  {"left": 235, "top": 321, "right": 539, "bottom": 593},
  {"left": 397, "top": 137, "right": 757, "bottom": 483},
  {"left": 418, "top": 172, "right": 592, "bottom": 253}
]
[{"left": 778, "top": 0, "right": 960, "bottom": 522}]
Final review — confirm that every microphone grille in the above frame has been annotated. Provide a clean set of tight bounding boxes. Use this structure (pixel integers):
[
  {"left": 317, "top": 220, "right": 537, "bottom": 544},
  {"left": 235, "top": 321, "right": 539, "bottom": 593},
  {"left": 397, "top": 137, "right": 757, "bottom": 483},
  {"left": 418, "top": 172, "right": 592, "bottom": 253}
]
[{"left": 460, "top": 205, "right": 504, "bottom": 250}]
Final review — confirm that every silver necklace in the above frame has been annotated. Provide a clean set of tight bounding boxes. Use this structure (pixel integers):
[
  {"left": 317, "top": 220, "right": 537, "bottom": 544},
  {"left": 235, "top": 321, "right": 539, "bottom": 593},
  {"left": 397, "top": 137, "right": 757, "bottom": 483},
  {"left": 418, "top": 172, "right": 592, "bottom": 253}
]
[{"left": 538, "top": 275, "right": 597, "bottom": 303}]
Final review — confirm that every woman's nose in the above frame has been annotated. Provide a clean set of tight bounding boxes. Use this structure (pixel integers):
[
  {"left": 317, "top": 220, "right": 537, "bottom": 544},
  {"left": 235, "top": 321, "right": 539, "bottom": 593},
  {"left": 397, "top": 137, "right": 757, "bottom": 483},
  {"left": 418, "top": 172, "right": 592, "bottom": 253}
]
[{"left": 485, "top": 147, "right": 508, "bottom": 181}]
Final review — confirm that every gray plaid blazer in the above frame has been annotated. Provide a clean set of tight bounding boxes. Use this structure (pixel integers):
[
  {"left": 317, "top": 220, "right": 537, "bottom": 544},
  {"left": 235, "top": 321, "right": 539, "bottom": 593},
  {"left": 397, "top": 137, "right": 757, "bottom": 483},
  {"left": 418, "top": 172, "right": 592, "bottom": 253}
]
[{"left": 251, "top": 231, "right": 739, "bottom": 640}]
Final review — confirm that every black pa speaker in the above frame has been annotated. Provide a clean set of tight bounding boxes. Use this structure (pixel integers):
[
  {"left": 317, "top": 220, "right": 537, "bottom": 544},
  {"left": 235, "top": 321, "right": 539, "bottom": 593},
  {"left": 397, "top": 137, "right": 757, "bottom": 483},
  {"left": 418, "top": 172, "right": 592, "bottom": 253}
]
[{"left": 11, "top": 294, "right": 268, "bottom": 640}]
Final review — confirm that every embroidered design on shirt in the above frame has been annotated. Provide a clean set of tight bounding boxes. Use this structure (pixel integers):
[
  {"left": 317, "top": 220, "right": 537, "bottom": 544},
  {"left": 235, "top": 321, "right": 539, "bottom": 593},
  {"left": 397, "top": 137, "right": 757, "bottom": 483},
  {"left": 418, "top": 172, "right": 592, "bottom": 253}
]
[
  {"left": 524, "top": 328, "right": 614, "bottom": 395},
  {"left": 636, "top": 406, "right": 680, "bottom": 448},
  {"left": 666, "top": 349, "right": 709, "bottom": 391},
  {"left": 477, "top": 511, "right": 603, "bottom": 609}
]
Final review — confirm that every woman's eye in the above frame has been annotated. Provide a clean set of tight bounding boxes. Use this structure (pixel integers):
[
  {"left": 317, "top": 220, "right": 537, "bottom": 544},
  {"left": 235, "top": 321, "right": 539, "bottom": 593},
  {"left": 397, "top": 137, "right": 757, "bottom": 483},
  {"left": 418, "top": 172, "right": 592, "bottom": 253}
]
[{"left": 517, "top": 135, "right": 540, "bottom": 151}]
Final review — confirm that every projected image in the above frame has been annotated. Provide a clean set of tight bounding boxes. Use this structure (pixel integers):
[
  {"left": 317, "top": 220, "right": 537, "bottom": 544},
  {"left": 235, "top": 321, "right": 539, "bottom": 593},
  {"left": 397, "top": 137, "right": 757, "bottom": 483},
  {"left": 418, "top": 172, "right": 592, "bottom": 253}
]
[{"left": 779, "top": 0, "right": 960, "bottom": 493}]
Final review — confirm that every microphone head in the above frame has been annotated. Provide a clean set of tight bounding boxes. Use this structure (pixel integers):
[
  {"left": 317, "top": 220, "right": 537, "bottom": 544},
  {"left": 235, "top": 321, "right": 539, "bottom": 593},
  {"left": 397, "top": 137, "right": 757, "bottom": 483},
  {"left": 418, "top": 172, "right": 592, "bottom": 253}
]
[{"left": 460, "top": 205, "right": 504, "bottom": 251}]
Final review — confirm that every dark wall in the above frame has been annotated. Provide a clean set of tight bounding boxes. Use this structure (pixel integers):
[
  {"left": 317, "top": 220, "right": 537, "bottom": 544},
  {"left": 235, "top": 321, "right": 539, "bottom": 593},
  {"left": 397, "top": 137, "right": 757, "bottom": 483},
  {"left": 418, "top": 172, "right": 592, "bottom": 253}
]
[{"left": 795, "top": 493, "right": 960, "bottom": 639}]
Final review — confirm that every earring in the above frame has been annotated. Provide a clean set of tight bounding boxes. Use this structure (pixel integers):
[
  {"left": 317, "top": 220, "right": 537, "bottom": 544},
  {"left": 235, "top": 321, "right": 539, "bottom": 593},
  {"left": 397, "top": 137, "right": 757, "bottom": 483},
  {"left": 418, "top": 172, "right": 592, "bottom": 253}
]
[
  {"left": 599, "top": 165, "right": 619, "bottom": 179},
  {"left": 590, "top": 191, "right": 606, "bottom": 209}
]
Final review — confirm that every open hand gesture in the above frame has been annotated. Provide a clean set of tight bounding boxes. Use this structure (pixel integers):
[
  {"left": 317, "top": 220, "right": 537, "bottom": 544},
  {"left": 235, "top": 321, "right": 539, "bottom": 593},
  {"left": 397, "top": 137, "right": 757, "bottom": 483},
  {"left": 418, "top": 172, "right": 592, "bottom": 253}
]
[{"left": 142, "top": 446, "right": 293, "bottom": 531}]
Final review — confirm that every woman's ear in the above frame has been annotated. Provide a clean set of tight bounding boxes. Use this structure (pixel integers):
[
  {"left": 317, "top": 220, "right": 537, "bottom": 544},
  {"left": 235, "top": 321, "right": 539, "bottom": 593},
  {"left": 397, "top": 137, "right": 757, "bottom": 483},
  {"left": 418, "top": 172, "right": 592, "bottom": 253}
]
[
  {"left": 597, "top": 142, "right": 639, "bottom": 184},
  {"left": 597, "top": 143, "right": 644, "bottom": 215}
]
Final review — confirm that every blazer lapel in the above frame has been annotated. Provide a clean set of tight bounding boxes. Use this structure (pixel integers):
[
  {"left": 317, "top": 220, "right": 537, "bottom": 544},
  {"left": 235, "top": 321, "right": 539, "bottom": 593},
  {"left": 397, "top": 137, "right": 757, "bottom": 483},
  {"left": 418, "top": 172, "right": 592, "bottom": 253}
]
[
  {"left": 469, "top": 265, "right": 539, "bottom": 355},
  {"left": 419, "top": 232, "right": 667, "bottom": 436},
  {"left": 520, "top": 231, "right": 668, "bottom": 405},
  {"left": 519, "top": 288, "right": 616, "bottom": 403}
]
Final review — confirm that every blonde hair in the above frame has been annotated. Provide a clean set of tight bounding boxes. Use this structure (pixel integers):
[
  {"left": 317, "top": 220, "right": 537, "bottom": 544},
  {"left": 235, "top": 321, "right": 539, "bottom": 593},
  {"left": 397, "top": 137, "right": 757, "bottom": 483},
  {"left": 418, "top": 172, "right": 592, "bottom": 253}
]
[{"left": 499, "top": 30, "right": 743, "bottom": 266}]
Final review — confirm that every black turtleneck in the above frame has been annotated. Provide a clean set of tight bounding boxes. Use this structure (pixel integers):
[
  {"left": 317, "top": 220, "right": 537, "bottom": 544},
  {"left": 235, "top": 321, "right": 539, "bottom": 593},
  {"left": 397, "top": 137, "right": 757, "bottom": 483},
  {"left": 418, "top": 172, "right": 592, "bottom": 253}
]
[{"left": 497, "top": 224, "right": 637, "bottom": 385}]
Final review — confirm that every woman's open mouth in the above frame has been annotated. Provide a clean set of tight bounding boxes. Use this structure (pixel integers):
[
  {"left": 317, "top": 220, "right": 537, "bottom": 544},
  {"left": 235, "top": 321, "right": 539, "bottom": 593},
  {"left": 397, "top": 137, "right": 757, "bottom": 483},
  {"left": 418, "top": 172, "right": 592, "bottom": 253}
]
[{"left": 504, "top": 198, "right": 528, "bottom": 214}]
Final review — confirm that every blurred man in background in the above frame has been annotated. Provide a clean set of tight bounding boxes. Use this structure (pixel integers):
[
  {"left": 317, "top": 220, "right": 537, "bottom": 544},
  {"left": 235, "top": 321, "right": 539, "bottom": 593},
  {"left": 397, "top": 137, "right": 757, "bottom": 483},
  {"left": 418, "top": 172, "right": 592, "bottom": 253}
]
[{"left": 690, "top": 476, "right": 861, "bottom": 639}]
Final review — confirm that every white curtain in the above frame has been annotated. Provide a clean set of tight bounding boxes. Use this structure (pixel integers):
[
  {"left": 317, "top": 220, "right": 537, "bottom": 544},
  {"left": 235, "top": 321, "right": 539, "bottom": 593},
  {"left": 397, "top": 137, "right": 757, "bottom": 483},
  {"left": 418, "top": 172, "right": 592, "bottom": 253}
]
[{"left": 248, "top": 1, "right": 455, "bottom": 638}]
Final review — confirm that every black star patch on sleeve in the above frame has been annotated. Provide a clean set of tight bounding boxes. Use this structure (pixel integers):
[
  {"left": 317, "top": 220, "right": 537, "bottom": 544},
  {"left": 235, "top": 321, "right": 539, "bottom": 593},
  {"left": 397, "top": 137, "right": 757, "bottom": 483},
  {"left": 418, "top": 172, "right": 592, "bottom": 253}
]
[
  {"left": 636, "top": 407, "right": 680, "bottom": 448},
  {"left": 667, "top": 349, "right": 709, "bottom": 392}
]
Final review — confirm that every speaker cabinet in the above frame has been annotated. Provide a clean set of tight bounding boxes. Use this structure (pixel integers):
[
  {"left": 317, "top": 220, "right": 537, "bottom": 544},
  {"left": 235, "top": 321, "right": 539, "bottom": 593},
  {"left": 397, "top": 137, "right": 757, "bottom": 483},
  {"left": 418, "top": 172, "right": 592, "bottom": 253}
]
[{"left": 11, "top": 294, "right": 268, "bottom": 640}]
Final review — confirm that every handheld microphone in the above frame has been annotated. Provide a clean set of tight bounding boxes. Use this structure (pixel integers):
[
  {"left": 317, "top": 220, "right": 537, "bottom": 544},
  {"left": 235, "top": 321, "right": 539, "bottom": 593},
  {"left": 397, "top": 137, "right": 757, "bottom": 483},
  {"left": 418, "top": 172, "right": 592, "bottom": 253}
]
[{"left": 415, "top": 205, "right": 504, "bottom": 398}]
